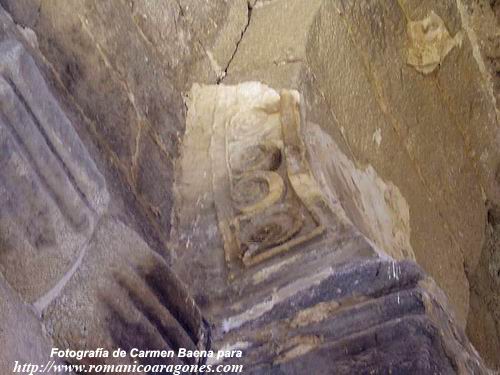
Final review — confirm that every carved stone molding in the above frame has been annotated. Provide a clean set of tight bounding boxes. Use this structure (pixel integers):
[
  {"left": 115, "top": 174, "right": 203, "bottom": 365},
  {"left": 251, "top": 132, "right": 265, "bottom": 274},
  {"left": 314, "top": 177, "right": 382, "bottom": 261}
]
[
  {"left": 173, "top": 82, "right": 375, "bottom": 319},
  {"left": 208, "top": 84, "right": 331, "bottom": 269},
  {"left": 0, "top": 39, "right": 109, "bottom": 302}
]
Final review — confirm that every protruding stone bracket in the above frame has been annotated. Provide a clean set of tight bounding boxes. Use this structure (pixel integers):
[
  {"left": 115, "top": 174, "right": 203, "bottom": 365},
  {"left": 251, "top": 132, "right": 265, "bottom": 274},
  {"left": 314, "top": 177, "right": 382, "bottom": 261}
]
[{"left": 203, "top": 83, "right": 332, "bottom": 270}]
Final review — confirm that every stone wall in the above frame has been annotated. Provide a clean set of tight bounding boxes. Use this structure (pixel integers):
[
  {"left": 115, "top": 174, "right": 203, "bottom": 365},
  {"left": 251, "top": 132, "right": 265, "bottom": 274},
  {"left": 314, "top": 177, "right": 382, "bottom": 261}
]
[
  {"left": 0, "top": 0, "right": 250, "bottom": 259},
  {"left": 2, "top": 0, "right": 500, "bottom": 369},
  {"left": 221, "top": 0, "right": 500, "bottom": 366}
]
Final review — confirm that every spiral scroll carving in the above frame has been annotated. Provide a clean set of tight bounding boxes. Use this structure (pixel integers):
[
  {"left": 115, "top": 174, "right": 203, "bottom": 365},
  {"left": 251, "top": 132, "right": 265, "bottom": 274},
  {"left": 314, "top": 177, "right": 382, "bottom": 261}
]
[{"left": 213, "top": 90, "right": 328, "bottom": 267}]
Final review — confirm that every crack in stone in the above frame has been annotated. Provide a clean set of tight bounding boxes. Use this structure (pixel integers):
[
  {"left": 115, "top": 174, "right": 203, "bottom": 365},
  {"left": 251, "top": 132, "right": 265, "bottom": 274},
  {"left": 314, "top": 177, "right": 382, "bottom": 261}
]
[
  {"left": 217, "top": 1, "right": 253, "bottom": 84},
  {"left": 175, "top": 0, "right": 185, "bottom": 17}
]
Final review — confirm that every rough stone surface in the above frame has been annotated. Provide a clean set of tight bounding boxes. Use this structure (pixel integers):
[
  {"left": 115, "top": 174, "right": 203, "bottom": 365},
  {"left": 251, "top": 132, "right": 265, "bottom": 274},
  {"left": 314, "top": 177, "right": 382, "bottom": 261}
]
[
  {"left": 467, "top": 205, "right": 500, "bottom": 369},
  {"left": 305, "top": 0, "right": 490, "bottom": 327},
  {"left": 221, "top": 0, "right": 499, "bottom": 334},
  {"left": 0, "top": 8, "right": 209, "bottom": 372},
  {"left": 172, "top": 83, "right": 375, "bottom": 315},
  {"left": 0, "top": 0, "right": 498, "bottom": 372},
  {"left": 0, "top": 275, "right": 57, "bottom": 375},
  {"left": 452, "top": 0, "right": 500, "bottom": 367},
  {"left": 172, "top": 82, "right": 492, "bottom": 373},
  {"left": 0, "top": 0, "right": 250, "bottom": 260},
  {"left": 406, "top": 11, "right": 463, "bottom": 74},
  {"left": 213, "top": 259, "right": 490, "bottom": 374},
  {"left": 43, "top": 216, "right": 208, "bottom": 369},
  {"left": 304, "top": 122, "right": 414, "bottom": 261},
  {"left": 0, "top": 37, "right": 109, "bottom": 302}
]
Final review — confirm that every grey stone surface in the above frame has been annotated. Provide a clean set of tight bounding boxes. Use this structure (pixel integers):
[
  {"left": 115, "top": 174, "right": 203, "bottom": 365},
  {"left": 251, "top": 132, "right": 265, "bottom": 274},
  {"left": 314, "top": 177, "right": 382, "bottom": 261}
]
[
  {"left": 0, "top": 9, "right": 209, "bottom": 372},
  {"left": 215, "top": 259, "right": 490, "bottom": 374},
  {"left": 43, "top": 216, "right": 208, "bottom": 369},
  {"left": 0, "top": 0, "right": 498, "bottom": 372},
  {"left": 0, "top": 38, "right": 109, "bottom": 302},
  {"left": 173, "top": 83, "right": 492, "bottom": 373},
  {"left": 0, "top": 274, "right": 57, "bottom": 375},
  {"left": 221, "top": 0, "right": 500, "bottom": 335},
  {"left": 0, "top": 0, "right": 252, "bottom": 261}
]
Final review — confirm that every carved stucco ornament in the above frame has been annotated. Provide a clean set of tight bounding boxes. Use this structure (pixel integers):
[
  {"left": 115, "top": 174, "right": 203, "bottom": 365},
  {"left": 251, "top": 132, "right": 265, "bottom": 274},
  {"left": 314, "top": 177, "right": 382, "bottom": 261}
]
[
  {"left": 407, "top": 11, "right": 463, "bottom": 74},
  {"left": 176, "top": 82, "right": 334, "bottom": 274},
  {"left": 211, "top": 86, "right": 329, "bottom": 267},
  {"left": 174, "top": 83, "right": 491, "bottom": 374}
]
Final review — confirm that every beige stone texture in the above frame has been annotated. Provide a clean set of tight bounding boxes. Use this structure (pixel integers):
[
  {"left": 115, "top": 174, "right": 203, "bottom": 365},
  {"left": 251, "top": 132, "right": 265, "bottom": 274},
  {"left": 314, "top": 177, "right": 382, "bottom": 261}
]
[
  {"left": 406, "top": 11, "right": 463, "bottom": 74},
  {"left": 2, "top": 0, "right": 499, "bottom": 369},
  {"left": 172, "top": 82, "right": 375, "bottom": 321},
  {"left": 0, "top": 0, "right": 252, "bottom": 260},
  {"left": 222, "top": 0, "right": 499, "bottom": 330}
]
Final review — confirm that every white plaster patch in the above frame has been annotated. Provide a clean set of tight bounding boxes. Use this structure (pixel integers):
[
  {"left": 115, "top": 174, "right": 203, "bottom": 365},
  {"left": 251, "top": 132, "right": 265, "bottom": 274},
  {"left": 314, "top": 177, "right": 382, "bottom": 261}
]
[
  {"left": 206, "top": 50, "right": 224, "bottom": 79},
  {"left": 372, "top": 128, "right": 382, "bottom": 146},
  {"left": 480, "top": 150, "right": 489, "bottom": 163},
  {"left": 222, "top": 267, "right": 333, "bottom": 332}
]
